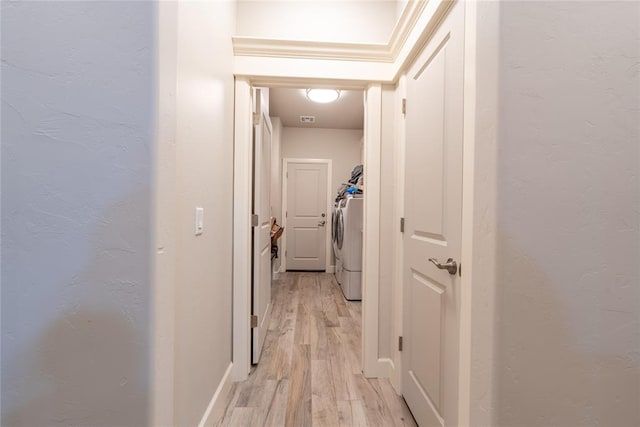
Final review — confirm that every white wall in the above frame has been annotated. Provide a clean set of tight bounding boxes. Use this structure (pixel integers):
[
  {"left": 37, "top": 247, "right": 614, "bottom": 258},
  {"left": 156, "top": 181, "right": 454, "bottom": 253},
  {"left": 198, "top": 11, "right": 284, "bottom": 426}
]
[
  {"left": 236, "top": 0, "right": 398, "bottom": 44},
  {"left": 281, "top": 127, "right": 363, "bottom": 200},
  {"left": 1, "top": 2, "right": 155, "bottom": 425},
  {"left": 493, "top": 2, "right": 640, "bottom": 425},
  {"left": 172, "top": 1, "right": 236, "bottom": 425}
]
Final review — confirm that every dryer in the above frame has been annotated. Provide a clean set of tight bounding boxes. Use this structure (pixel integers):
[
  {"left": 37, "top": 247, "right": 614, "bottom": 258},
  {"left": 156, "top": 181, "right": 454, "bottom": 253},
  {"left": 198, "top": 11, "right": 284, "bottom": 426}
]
[{"left": 336, "top": 196, "right": 363, "bottom": 300}]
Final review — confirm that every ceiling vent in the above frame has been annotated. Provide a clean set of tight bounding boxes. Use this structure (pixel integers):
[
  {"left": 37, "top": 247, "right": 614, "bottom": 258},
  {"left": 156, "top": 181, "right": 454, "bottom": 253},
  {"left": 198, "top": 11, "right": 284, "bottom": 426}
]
[{"left": 299, "top": 115, "right": 315, "bottom": 124}]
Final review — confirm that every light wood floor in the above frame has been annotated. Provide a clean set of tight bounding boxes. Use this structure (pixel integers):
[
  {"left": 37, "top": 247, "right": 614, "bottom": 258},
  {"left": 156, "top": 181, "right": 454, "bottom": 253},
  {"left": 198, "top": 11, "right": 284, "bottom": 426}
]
[{"left": 218, "top": 272, "right": 417, "bottom": 427}]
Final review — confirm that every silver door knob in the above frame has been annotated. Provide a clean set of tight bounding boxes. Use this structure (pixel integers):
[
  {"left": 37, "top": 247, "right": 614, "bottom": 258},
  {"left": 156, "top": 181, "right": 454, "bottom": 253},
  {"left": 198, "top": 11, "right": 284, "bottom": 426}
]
[
  {"left": 428, "top": 258, "right": 458, "bottom": 275},
  {"left": 318, "top": 220, "right": 326, "bottom": 227}
]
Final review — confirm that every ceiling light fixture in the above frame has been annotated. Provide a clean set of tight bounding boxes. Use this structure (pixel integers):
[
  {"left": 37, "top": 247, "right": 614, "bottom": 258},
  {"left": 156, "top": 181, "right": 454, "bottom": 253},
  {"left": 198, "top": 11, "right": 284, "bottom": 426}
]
[{"left": 306, "top": 88, "right": 340, "bottom": 103}]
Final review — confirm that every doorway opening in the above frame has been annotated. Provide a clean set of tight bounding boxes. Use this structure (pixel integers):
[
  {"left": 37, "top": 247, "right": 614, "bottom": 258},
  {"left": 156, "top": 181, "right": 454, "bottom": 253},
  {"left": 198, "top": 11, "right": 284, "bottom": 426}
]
[
  {"left": 272, "top": 88, "right": 364, "bottom": 295},
  {"left": 232, "top": 80, "right": 384, "bottom": 383},
  {"left": 266, "top": 86, "right": 366, "bottom": 360}
]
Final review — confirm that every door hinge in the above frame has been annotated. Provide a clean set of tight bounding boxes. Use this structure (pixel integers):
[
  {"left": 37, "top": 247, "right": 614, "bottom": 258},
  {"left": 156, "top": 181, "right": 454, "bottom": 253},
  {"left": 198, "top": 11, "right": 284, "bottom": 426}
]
[
  {"left": 251, "top": 315, "right": 258, "bottom": 328},
  {"left": 400, "top": 217, "right": 405, "bottom": 233},
  {"left": 285, "top": 250, "right": 288, "bottom": 257},
  {"left": 285, "top": 211, "right": 288, "bottom": 218},
  {"left": 402, "top": 98, "right": 407, "bottom": 115},
  {"left": 251, "top": 214, "right": 259, "bottom": 227},
  {"left": 253, "top": 112, "right": 260, "bottom": 126},
  {"left": 398, "top": 336, "right": 403, "bottom": 352}
]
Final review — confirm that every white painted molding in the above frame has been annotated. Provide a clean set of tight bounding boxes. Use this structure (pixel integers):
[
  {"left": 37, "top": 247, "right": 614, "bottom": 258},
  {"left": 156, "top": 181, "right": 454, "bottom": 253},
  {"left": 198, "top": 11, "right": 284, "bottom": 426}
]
[
  {"left": 390, "top": 0, "right": 455, "bottom": 81},
  {"left": 232, "top": 0, "right": 449, "bottom": 85},
  {"left": 232, "top": 1, "right": 426, "bottom": 64},
  {"left": 280, "top": 158, "right": 333, "bottom": 273},
  {"left": 457, "top": 1, "right": 499, "bottom": 425},
  {"left": 378, "top": 358, "right": 397, "bottom": 381},
  {"left": 232, "top": 78, "right": 253, "bottom": 381},
  {"left": 234, "top": 55, "right": 394, "bottom": 86},
  {"left": 390, "top": 75, "right": 408, "bottom": 395},
  {"left": 362, "top": 84, "right": 382, "bottom": 378},
  {"left": 388, "top": 0, "right": 429, "bottom": 59},
  {"left": 233, "top": 36, "right": 392, "bottom": 62},
  {"left": 197, "top": 363, "right": 234, "bottom": 427}
]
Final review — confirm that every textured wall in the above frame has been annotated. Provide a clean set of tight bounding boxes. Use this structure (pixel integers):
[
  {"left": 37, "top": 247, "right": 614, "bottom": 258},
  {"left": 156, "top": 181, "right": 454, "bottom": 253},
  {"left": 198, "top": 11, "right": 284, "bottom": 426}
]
[
  {"left": 495, "top": 2, "right": 640, "bottom": 425},
  {"left": 1, "top": 2, "right": 155, "bottom": 425},
  {"left": 173, "top": 1, "right": 236, "bottom": 425},
  {"left": 236, "top": 0, "right": 398, "bottom": 44}
]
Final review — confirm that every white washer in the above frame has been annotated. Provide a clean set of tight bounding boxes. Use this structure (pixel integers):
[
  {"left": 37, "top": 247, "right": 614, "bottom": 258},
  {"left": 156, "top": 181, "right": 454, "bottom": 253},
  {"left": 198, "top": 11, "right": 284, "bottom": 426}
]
[{"left": 336, "top": 196, "right": 363, "bottom": 300}]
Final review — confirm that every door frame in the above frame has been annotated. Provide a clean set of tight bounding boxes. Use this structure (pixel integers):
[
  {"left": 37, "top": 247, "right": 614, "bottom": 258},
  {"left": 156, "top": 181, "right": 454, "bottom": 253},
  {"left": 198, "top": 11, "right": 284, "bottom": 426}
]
[
  {"left": 230, "top": 5, "right": 500, "bottom": 422},
  {"left": 280, "top": 158, "right": 333, "bottom": 273},
  {"left": 232, "top": 79, "right": 384, "bottom": 381}
]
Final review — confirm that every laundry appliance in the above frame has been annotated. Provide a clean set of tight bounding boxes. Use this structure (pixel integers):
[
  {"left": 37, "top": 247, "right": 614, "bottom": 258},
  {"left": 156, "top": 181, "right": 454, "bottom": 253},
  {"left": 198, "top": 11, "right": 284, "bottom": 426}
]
[{"left": 335, "top": 195, "right": 363, "bottom": 300}]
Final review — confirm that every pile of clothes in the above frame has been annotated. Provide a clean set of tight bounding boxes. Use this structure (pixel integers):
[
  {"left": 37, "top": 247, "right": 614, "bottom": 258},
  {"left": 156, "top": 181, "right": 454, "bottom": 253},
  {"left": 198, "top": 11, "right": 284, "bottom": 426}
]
[{"left": 335, "top": 164, "right": 364, "bottom": 202}]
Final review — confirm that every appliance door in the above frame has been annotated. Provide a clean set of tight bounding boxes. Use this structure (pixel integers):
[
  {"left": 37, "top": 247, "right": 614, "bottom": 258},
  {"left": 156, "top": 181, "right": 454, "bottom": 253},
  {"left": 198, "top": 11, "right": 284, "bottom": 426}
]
[{"left": 336, "top": 209, "right": 344, "bottom": 251}]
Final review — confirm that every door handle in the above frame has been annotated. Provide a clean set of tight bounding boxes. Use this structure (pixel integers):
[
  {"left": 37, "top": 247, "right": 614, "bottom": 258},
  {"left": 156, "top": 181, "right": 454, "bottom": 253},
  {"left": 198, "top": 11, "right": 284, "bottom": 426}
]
[
  {"left": 428, "top": 258, "right": 458, "bottom": 275},
  {"left": 318, "top": 220, "right": 326, "bottom": 227}
]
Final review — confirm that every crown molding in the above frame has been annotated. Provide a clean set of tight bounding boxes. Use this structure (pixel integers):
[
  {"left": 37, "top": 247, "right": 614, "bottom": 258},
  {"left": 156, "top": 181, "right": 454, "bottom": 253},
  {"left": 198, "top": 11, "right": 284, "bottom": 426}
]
[
  {"left": 232, "top": 37, "right": 392, "bottom": 62},
  {"left": 232, "top": 1, "right": 428, "bottom": 64},
  {"left": 388, "top": 0, "right": 429, "bottom": 59}
]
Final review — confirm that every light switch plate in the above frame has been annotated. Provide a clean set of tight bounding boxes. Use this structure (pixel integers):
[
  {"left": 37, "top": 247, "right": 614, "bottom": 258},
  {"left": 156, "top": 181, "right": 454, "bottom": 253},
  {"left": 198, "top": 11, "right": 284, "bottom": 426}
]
[{"left": 195, "top": 207, "right": 204, "bottom": 235}]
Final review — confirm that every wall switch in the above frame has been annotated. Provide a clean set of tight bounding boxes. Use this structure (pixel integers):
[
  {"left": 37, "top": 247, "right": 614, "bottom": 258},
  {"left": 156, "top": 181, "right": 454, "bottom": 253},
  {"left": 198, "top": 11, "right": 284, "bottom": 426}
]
[{"left": 195, "top": 207, "right": 204, "bottom": 235}]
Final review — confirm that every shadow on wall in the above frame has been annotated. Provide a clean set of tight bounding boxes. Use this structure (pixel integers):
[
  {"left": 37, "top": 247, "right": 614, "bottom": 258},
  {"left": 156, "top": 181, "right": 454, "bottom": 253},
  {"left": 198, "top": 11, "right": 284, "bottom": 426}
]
[
  {"left": 3, "top": 194, "right": 151, "bottom": 427},
  {"left": 4, "top": 312, "right": 147, "bottom": 426},
  {"left": 494, "top": 233, "right": 640, "bottom": 426}
]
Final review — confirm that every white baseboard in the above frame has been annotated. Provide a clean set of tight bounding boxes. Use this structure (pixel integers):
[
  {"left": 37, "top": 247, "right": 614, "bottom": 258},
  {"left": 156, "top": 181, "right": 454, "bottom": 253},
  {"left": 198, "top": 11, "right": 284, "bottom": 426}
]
[
  {"left": 384, "top": 357, "right": 402, "bottom": 393},
  {"left": 198, "top": 362, "right": 234, "bottom": 427},
  {"left": 326, "top": 265, "right": 336, "bottom": 273},
  {"left": 365, "top": 357, "right": 395, "bottom": 379},
  {"left": 378, "top": 357, "right": 395, "bottom": 379}
]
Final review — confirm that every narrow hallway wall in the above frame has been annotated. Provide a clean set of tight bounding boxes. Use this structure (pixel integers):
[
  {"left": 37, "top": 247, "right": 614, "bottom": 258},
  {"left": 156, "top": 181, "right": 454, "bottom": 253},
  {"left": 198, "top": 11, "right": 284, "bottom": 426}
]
[
  {"left": 1, "top": 2, "right": 156, "bottom": 425},
  {"left": 494, "top": 2, "right": 640, "bottom": 425},
  {"left": 172, "top": 1, "right": 236, "bottom": 425}
]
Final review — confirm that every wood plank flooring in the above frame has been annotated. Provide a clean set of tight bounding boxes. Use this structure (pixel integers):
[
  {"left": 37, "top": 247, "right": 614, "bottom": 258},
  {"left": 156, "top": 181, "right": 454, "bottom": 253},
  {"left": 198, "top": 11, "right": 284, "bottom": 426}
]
[{"left": 218, "top": 272, "right": 416, "bottom": 427}]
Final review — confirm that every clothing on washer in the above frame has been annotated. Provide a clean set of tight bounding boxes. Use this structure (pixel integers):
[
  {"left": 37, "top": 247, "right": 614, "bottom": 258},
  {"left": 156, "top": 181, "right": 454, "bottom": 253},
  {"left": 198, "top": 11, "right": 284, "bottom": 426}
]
[{"left": 335, "top": 164, "right": 364, "bottom": 203}]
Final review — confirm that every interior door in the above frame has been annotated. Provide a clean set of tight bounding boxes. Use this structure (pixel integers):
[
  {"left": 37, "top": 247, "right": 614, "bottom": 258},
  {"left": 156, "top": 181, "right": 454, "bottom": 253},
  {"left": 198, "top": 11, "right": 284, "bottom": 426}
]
[
  {"left": 402, "top": 3, "right": 464, "bottom": 426},
  {"left": 285, "top": 161, "right": 328, "bottom": 271},
  {"left": 252, "top": 88, "right": 272, "bottom": 364}
]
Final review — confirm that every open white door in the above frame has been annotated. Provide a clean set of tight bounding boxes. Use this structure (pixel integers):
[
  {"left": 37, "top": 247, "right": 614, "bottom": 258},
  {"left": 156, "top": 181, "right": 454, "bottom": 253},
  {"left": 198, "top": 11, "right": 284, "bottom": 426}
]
[
  {"left": 252, "top": 88, "right": 272, "bottom": 364},
  {"left": 284, "top": 160, "right": 329, "bottom": 271},
  {"left": 402, "top": 2, "right": 464, "bottom": 426}
]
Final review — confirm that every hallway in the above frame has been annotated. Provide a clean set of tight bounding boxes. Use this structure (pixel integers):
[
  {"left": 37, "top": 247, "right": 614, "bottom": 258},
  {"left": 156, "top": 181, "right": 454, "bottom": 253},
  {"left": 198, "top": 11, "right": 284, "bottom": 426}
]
[{"left": 219, "top": 272, "right": 416, "bottom": 426}]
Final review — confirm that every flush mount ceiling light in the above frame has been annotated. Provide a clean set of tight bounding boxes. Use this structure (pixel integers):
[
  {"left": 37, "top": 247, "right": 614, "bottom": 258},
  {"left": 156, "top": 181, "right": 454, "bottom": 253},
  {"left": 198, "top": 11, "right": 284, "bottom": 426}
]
[{"left": 306, "top": 88, "right": 340, "bottom": 103}]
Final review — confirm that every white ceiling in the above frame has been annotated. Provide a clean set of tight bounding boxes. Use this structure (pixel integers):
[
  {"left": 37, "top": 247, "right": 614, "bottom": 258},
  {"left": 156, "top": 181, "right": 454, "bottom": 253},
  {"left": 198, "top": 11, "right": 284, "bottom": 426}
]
[{"left": 269, "top": 88, "right": 364, "bottom": 130}]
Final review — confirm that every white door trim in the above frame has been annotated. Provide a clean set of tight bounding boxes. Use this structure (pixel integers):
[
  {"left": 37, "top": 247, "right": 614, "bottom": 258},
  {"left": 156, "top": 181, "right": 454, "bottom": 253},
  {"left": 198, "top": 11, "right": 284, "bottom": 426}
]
[
  {"left": 362, "top": 84, "right": 385, "bottom": 378},
  {"left": 232, "top": 79, "right": 383, "bottom": 381},
  {"left": 281, "top": 158, "right": 333, "bottom": 273},
  {"left": 232, "top": 77, "right": 253, "bottom": 380}
]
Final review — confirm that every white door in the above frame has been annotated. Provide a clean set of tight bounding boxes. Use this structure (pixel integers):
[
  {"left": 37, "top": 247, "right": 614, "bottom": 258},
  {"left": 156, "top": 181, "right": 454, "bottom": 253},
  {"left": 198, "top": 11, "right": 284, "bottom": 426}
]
[
  {"left": 252, "top": 88, "right": 272, "bottom": 364},
  {"left": 402, "top": 3, "right": 464, "bottom": 426},
  {"left": 285, "top": 161, "right": 328, "bottom": 271}
]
